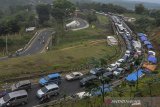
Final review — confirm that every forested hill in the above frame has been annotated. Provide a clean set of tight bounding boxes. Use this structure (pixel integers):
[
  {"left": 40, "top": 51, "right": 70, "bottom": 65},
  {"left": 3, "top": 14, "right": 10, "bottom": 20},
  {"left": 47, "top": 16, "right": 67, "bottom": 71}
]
[
  {"left": 0, "top": 0, "right": 53, "bottom": 10},
  {"left": 0, "top": 0, "right": 160, "bottom": 10}
]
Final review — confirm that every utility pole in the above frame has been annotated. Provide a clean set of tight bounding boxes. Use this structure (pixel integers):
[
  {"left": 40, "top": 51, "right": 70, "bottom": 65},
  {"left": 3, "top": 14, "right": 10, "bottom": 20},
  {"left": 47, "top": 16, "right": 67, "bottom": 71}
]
[{"left": 6, "top": 34, "right": 8, "bottom": 55}]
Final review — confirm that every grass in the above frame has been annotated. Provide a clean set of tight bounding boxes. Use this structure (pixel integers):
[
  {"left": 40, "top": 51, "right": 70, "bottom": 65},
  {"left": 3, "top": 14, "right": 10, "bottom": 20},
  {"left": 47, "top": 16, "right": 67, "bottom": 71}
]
[
  {"left": 0, "top": 25, "right": 121, "bottom": 81},
  {"left": 96, "top": 14, "right": 109, "bottom": 25},
  {"left": 123, "top": 13, "right": 154, "bottom": 20},
  {"left": 0, "top": 39, "right": 119, "bottom": 80},
  {"left": 55, "top": 27, "right": 108, "bottom": 49},
  {"left": 0, "top": 32, "right": 35, "bottom": 56}
]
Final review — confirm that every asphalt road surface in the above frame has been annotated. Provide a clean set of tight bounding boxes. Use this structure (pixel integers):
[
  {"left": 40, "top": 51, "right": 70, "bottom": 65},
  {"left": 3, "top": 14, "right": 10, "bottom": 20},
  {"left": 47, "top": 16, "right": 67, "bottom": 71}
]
[{"left": 22, "top": 79, "right": 83, "bottom": 107}]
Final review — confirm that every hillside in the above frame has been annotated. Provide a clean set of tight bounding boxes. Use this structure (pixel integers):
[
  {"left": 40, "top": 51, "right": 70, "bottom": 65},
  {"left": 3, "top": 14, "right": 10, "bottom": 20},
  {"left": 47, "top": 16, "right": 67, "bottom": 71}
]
[{"left": 1, "top": 0, "right": 160, "bottom": 10}]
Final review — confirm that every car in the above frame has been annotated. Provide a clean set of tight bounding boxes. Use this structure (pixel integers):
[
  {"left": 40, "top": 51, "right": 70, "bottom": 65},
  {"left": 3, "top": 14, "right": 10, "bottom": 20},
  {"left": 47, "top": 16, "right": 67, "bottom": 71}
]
[
  {"left": 39, "top": 73, "right": 61, "bottom": 86},
  {"left": 11, "top": 80, "right": 31, "bottom": 91},
  {"left": 90, "top": 68, "right": 106, "bottom": 76},
  {"left": 0, "top": 90, "right": 28, "bottom": 107},
  {"left": 75, "top": 91, "right": 91, "bottom": 99},
  {"left": 122, "top": 55, "right": 128, "bottom": 62},
  {"left": 37, "top": 84, "right": 59, "bottom": 99},
  {"left": 115, "top": 59, "right": 125, "bottom": 67},
  {"left": 107, "top": 64, "right": 118, "bottom": 72},
  {"left": 103, "top": 72, "right": 113, "bottom": 79},
  {"left": 125, "top": 50, "right": 131, "bottom": 57},
  {"left": 91, "top": 84, "right": 112, "bottom": 96},
  {"left": 113, "top": 68, "right": 125, "bottom": 76},
  {"left": 148, "top": 51, "right": 156, "bottom": 56},
  {"left": 80, "top": 75, "right": 97, "bottom": 87},
  {"left": 65, "top": 72, "right": 83, "bottom": 80}
]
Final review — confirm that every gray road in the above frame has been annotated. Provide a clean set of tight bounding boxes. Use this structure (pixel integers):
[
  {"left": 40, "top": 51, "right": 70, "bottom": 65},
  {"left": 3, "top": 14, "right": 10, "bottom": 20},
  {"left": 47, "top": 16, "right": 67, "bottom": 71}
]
[{"left": 22, "top": 79, "right": 83, "bottom": 107}]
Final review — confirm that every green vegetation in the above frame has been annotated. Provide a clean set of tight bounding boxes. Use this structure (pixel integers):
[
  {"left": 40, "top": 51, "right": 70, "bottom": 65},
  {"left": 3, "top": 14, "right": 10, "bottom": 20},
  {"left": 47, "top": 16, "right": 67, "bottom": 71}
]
[
  {"left": 54, "top": 27, "right": 108, "bottom": 49},
  {"left": 78, "top": 2, "right": 130, "bottom": 14},
  {"left": 96, "top": 14, "right": 109, "bottom": 25},
  {"left": 0, "top": 40, "right": 118, "bottom": 80},
  {"left": 0, "top": 32, "right": 34, "bottom": 56}
]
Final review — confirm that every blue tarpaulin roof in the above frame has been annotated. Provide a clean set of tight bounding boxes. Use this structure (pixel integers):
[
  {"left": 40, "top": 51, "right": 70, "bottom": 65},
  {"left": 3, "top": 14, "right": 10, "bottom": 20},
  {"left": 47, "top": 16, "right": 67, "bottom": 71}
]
[
  {"left": 140, "top": 36, "right": 148, "bottom": 41},
  {"left": 126, "top": 69, "right": 144, "bottom": 82},
  {"left": 144, "top": 41, "right": 152, "bottom": 45},
  {"left": 147, "top": 44, "right": 153, "bottom": 49},
  {"left": 137, "top": 33, "right": 147, "bottom": 37},
  {"left": 148, "top": 55, "right": 157, "bottom": 64}
]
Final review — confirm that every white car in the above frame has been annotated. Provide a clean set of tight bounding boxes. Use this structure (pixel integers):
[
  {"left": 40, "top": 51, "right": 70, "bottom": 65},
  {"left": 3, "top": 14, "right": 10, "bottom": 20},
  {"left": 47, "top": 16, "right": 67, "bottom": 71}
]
[
  {"left": 113, "top": 68, "right": 125, "bottom": 76},
  {"left": 148, "top": 51, "right": 156, "bottom": 56},
  {"left": 75, "top": 91, "right": 91, "bottom": 99},
  {"left": 107, "top": 64, "right": 118, "bottom": 72},
  {"left": 115, "top": 59, "right": 125, "bottom": 67},
  {"left": 65, "top": 72, "right": 83, "bottom": 80},
  {"left": 113, "top": 71, "right": 120, "bottom": 76},
  {"left": 125, "top": 50, "right": 131, "bottom": 57}
]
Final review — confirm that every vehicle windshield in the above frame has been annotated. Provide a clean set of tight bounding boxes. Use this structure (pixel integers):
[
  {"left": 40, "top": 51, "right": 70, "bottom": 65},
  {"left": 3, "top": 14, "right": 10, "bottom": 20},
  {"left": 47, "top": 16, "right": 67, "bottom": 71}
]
[
  {"left": 3, "top": 94, "right": 10, "bottom": 102},
  {"left": 44, "top": 76, "right": 50, "bottom": 81},
  {"left": 70, "top": 73, "right": 75, "bottom": 77},
  {"left": 15, "top": 82, "right": 20, "bottom": 88},
  {"left": 41, "top": 87, "right": 48, "bottom": 93}
]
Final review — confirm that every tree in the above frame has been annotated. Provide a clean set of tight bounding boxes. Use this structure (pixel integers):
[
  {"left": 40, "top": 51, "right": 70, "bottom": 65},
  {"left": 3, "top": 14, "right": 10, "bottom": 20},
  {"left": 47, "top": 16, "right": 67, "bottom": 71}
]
[
  {"left": 86, "top": 13, "right": 97, "bottom": 24},
  {"left": 36, "top": 4, "right": 51, "bottom": 25},
  {"left": 135, "top": 4, "right": 146, "bottom": 14},
  {"left": 51, "top": 0, "right": 75, "bottom": 44}
]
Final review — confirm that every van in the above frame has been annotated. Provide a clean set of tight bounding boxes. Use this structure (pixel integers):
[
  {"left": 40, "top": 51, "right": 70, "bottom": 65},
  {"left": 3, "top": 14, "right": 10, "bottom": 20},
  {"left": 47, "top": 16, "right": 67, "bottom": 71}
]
[
  {"left": 37, "top": 84, "right": 59, "bottom": 99},
  {"left": 11, "top": 80, "right": 31, "bottom": 91},
  {"left": 0, "top": 90, "right": 28, "bottom": 107}
]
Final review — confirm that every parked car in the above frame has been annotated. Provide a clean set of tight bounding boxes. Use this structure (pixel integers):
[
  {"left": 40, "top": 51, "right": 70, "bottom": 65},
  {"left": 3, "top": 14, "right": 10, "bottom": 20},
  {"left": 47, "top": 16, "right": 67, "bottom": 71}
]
[
  {"left": 65, "top": 72, "right": 83, "bottom": 81},
  {"left": 37, "top": 84, "right": 59, "bottom": 99},
  {"left": 90, "top": 68, "right": 106, "bottom": 76},
  {"left": 107, "top": 64, "right": 118, "bottom": 72},
  {"left": 0, "top": 90, "right": 28, "bottom": 107},
  {"left": 39, "top": 73, "right": 61, "bottom": 86},
  {"left": 103, "top": 72, "right": 113, "bottom": 79},
  {"left": 115, "top": 59, "right": 125, "bottom": 67},
  {"left": 80, "top": 75, "right": 97, "bottom": 87},
  {"left": 11, "top": 80, "right": 31, "bottom": 91},
  {"left": 122, "top": 55, "right": 128, "bottom": 62},
  {"left": 91, "top": 84, "right": 112, "bottom": 96},
  {"left": 113, "top": 68, "right": 125, "bottom": 76}
]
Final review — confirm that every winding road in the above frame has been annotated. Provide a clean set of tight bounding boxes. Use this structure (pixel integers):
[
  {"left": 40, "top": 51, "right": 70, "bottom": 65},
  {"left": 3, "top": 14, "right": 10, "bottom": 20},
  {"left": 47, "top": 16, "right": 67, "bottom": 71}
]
[
  {"left": 0, "top": 14, "right": 140, "bottom": 107},
  {"left": 0, "top": 18, "right": 89, "bottom": 61},
  {"left": 20, "top": 14, "right": 129, "bottom": 107}
]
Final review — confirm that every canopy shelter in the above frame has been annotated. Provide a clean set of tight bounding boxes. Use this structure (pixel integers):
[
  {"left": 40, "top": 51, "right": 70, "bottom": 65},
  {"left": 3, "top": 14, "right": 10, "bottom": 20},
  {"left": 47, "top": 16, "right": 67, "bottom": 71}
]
[
  {"left": 140, "top": 36, "right": 148, "bottom": 42},
  {"left": 148, "top": 55, "right": 157, "bottom": 64},
  {"left": 143, "top": 62, "right": 157, "bottom": 71},
  {"left": 144, "top": 41, "right": 152, "bottom": 45},
  {"left": 137, "top": 33, "right": 147, "bottom": 37},
  {"left": 125, "top": 69, "right": 144, "bottom": 82},
  {"left": 146, "top": 44, "right": 153, "bottom": 50}
]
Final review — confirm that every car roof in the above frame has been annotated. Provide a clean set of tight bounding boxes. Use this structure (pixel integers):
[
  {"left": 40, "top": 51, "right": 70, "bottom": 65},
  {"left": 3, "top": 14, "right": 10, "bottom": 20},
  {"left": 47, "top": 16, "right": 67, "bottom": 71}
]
[
  {"left": 111, "top": 64, "right": 116, "bottom": 66},
  {"left": 17, "top": 80, "right": 31, "bottom": 86},
  {"left": 45, "top": 84, "right": 59, "bottom": 90},
  {"left": 48, "top": 73, "right": 60, "bottom": 78},
  {"left": 9, "top": 90, "right": 27, "bottom": 98},
  {"left": 103, "top": 72, "right": 112, "bottom": 76},
  {"left": 82, "top": 75, "right": 97, "bottom": 81},
  {"left": 72, "top": 72, "right": 81, "bottom": 75}
]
